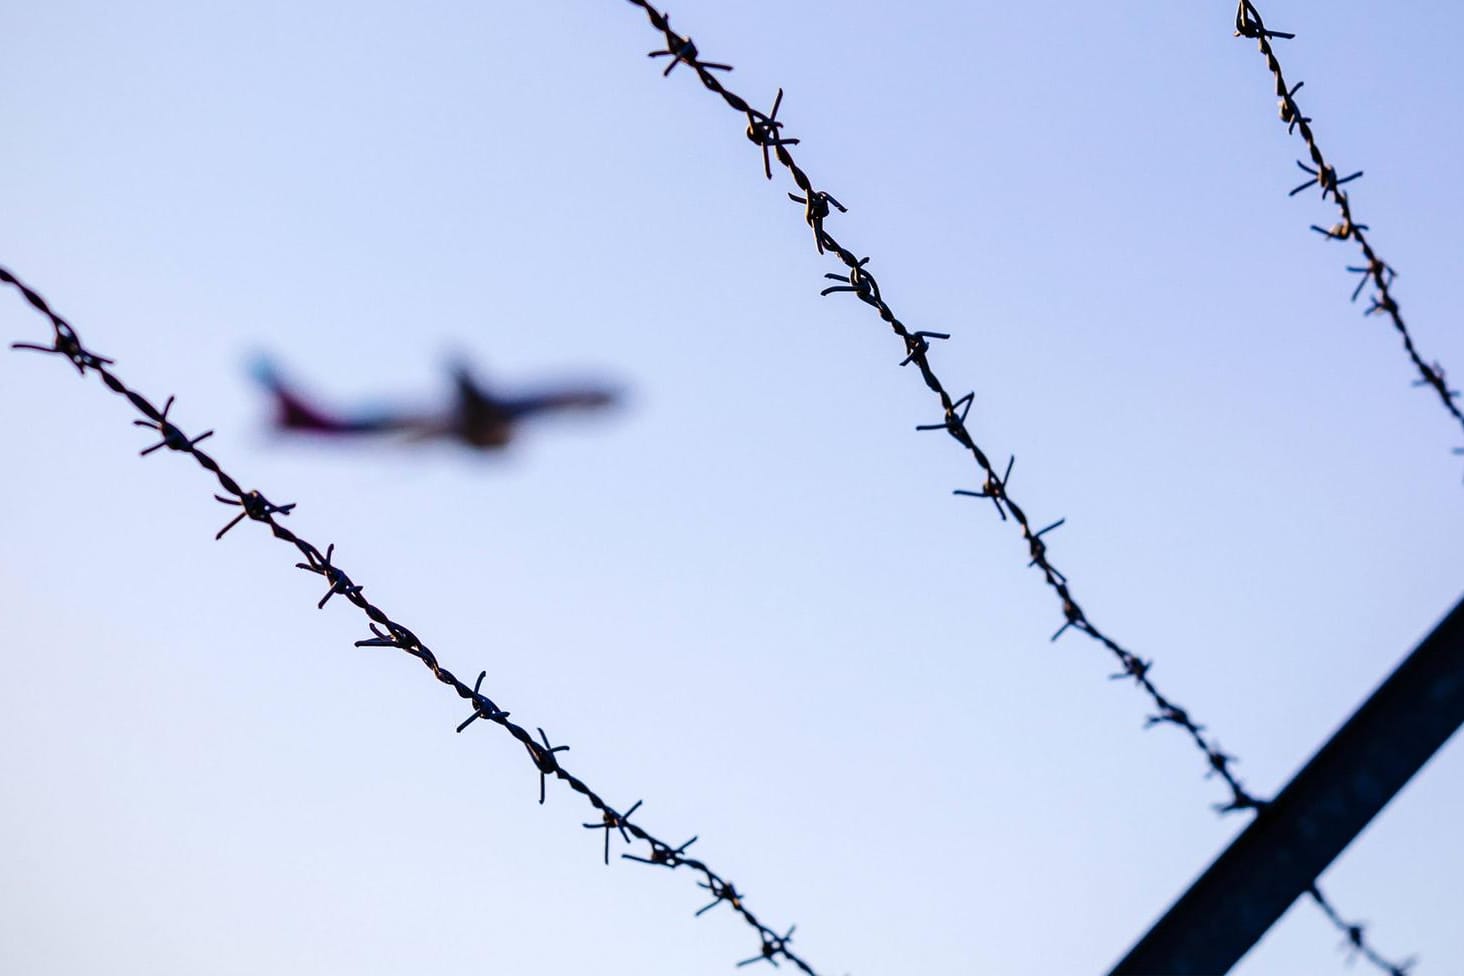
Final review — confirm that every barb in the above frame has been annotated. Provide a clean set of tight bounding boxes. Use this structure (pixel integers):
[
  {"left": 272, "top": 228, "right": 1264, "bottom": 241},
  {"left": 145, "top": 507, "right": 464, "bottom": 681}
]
[
  {"left": 2, "top": 265, "right": 827, "bottom": 976},
  {"left": 1235, "top": 0, "right": 1464, "bottom": 449},
  {"left": 133, "top": 396, "right": 214, "bottom": 457},
  {"left": 617, "top": 1, "right": 1412, "bottom": 970},
  {"left": 747, "top": 88, "right": 800, "bottom": 181},
  {"left": 584, "top": 798, "right": 642, "bottom": 866}
]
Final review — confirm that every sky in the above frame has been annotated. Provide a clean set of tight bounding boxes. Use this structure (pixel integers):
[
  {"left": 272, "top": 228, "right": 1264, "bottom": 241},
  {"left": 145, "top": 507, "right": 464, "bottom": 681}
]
[{"left": 2, "top": 1, "right": 1462, "bottom": 974}]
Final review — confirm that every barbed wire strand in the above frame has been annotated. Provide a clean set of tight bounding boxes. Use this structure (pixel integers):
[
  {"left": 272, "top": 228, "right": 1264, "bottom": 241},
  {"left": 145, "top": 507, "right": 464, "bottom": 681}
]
[
  {"left": 615, "top": 1, "right": 1415, "bottom": 971},
  {"left": 1, "top": 264, "right": 822, "bottom": 975},
  {"left": 1234, "top": 0, "right": 1464, "bottom": 453},
  {"left": 1310, "top": 883, "right": 1418, "bottom": 976},
  {"left": 1236, "top": 3, "right": 1429, "bottom": 966}
]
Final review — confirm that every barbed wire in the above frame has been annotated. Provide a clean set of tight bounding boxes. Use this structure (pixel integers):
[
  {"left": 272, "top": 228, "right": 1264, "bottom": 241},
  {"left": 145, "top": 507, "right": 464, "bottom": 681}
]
[
  {"left": 1310, "top": 883, "right": 1417, "bottom": 976},
  {"left": 615, "top": 1, "right": 1416, "bottom": 971},
  {"left": 1233, "top": 5, "right": 1432, "bottom": 968},
  {"left": 5, "top": 1, "right": 1429, "bottom": 966},
  {"left": 1233, "top": 0, "right": 1464, "bottom": 453},
  {"left": 1, "top": 264, "right": 825, "bottom": 975}
]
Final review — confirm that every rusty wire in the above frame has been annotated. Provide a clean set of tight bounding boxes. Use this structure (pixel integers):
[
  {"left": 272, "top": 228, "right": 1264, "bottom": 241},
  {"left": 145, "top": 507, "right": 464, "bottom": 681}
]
[
  {"left": 1, "top": 263, "right": 825, "bottom": 975},
  {"left": 1234, "top": 0, "right": 1463, "bottom": 449},
  {"left": 616, "top": 0, "right": 1416, "bottom": 971}
]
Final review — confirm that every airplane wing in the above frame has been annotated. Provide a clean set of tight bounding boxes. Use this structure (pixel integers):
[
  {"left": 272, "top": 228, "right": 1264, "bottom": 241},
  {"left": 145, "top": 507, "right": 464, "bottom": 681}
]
[{"left": 500, "top": 386, "right": 618, "bottom": 419}]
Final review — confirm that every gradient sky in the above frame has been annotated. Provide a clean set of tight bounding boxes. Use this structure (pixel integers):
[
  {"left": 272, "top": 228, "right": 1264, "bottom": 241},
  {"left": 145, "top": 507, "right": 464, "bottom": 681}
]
[{"left": 3, "top": 1, "right": 1462, "bottom": 973}]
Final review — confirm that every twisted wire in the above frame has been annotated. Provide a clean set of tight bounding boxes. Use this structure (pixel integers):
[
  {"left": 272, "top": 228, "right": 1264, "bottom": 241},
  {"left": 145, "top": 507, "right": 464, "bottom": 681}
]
[
  {"left": 1309, "top": 883, "right": 1417, "bottom": 976},
  {"left": 616, "top": 1, "right": 1415, "bottom": 971},
  {"left": 2, "top": 264, "right": 821, "bottom": 975},
  {"left": 1234, "top": 0, "right": 1463, "bottom": 452}
]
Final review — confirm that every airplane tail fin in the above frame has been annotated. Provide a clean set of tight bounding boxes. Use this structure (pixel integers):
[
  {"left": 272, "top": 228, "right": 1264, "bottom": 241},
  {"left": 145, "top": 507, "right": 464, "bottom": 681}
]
[{"left": 250, "top": 355, "right": 357, "bottom": 433}]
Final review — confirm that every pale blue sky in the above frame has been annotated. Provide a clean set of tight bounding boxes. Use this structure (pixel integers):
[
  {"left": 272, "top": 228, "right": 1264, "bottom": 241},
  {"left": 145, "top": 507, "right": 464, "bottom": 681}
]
[{"left": 3, "top": 1, "right": 1462, "bottom": 973}]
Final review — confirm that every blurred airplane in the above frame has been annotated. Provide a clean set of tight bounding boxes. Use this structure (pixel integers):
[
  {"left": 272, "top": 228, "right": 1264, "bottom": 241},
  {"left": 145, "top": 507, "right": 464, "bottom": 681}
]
[{"left": 254, "top": 357, "right": 618, "bottom": 450}]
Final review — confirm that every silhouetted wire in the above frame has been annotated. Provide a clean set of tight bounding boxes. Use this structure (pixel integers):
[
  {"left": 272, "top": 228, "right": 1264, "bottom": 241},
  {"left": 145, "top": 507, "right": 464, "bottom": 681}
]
[
  {"left": 1234, "top": 0, "right": 1462, "bottom": 454},
  {"left": 615, "top": 1, "right": 1416, "bottom": 971},
  {"left": 1232, "top": 5, "right": 1429, "bottom": 967},
  {"left": 2, "top": 264, "right": 824, "bottom": 975}
]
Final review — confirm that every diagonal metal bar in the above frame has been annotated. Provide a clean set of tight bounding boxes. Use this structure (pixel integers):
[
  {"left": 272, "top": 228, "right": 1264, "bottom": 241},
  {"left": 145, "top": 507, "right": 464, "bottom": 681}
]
[{"left": 1110, "top": 594, "right": 1464, "bottom": 975}]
